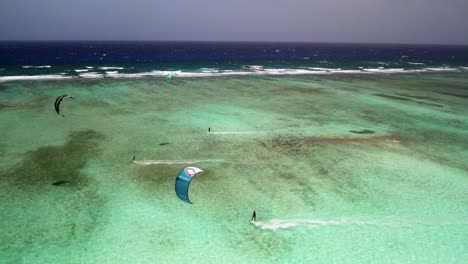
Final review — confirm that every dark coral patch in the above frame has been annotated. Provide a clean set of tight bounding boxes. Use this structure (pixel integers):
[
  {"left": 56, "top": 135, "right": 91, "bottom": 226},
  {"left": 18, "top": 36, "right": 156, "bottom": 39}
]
[
  {"left": 373, "top": 93, "right": 443, "bottom": 107},
  {"left": 437, "top": 92, "right": 468, "bottom": 99},
  {"left": 373, "top": 93, "right": 412, "bottom": 101},
  {"left": 2, "top": 129, "right": 105, "bottom": 189},
  {"left": 349, "top": 129, "right": 375, "bottom": 134},
  {"left": 0, "top": 130, "right": 106, "bottom": 257},
  {"left": 52, "top": 180, "right": 71, "bottom": 186},
  {"left": 264, "top": 134, "right": 400, "bottom": 156}
]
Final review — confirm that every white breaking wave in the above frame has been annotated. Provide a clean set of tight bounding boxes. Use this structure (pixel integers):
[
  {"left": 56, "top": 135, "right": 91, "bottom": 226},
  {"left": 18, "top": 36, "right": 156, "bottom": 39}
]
[
  {"left": 408, "top": 62, "right": 425, "bottom": 65},
  {"left": 260, "top": 68, "right": 315, "bottom": 75},
  {"left": 426, "top": 67, "right": 458, "bottom": 72},
  {"left": 85, "top": 66, "right": 94, "bottom": 69},
  {"left": 79, "top": 72, "right": 103, "bottom": 78},
  {"left": 0, "top": 75, "right": 71, "bottom": 82},
  {"left": 200, "top": 68, "right": 219, "bottom": 73},
  {"left": 98, "top": 66, "right": 124, "bottom": 70},
  {"left": 364, "top": 68, "right": 407, "bottom": 73},
  {"left": 332, "top": 69, "right": 364, "bottom": 74},
  {"left": 105, "top": 70, "right": 182, "bottom": 78},
  {"left": 243, "top": 65, "right": 264, "bottom": 71},
  {"left": 252, "top": 219, "right": 467, "bottom": 231},
  {"left": 308, "top": 67, "right": 340, "bottom": 71},
  {"left": 1, "top": 66, "right": 464, "bottom": 83},
  {"left": 22, "top": 65, "right": 51, "bottom": 69}
]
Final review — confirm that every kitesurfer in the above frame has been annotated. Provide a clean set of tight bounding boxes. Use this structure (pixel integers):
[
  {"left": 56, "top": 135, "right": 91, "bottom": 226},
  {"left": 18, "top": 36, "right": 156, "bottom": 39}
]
[
  {"left": 208, "top": 127, "right": 211, "bottom": 132},
  {"left": 251, "top": 210, "right": 256, "bottom": 221},
  {"left": 166, "top": 72, "right": 175, "bottom": 82}
]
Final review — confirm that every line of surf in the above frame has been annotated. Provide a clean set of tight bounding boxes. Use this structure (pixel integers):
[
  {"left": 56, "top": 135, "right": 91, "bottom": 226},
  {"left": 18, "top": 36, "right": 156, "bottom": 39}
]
[
  {"left": 84, "top": 66, "right": 468, "bottom": 78},
  {"left": 2, "top": 66, "right": 467, "bottom": 82},
  {"left": 0, "top": 75, "right": 72, "bottom": 82},
  {"left": 21, "top": 65, "right": 51, "bottom": 69},
  {"left": 98, "top": 66, "right": 124, "bottom": 70},
  {"left": 79, "top": 72, "right": 104, "bottom": 78}
]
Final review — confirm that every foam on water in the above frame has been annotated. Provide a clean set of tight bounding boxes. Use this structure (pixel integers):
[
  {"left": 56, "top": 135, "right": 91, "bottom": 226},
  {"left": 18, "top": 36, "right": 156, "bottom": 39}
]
[
  {"left": 98, "top": 66, "right": 124, "bottom": 70},
  {"left": 105, "top": 70, "right": 182, "bottom": 78},
  {"left": 200, "top": 68, "right": 219, "bottom": 73},
  {"left": 307, "top": 67, "right": 341, "bottom": 71},
  {"left": 0, "top": 75, "right": 71, "bottom": 82},
  {"left": 426, "top": 67, "right": 458, "bottom": 71},
  {"left": 243, "top": 65, "right": 264, "bottom": 70},
  {"left": 111, "top": 66, "right": 458, "bottom": 77},
  {"left": 79, "top": 72, "right": 104, "bottom": 78},
  {"left": 0, "top": 66, "right": 465, "bottom": 83},
  {"left": 364, "top": 68, "right": 419, "bottom": 73},
  {"left": 21, "top": 65, "right": 51, "bottom": 69}
]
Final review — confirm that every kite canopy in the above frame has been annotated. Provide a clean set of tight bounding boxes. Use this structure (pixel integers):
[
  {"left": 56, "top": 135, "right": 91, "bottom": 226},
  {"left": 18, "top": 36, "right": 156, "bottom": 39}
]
[
  {"left": 54, "top": 95, "right": 75, "bottom": 117},
  {"left": 175, "top": 166, "right": 204, "bottom": 203}
]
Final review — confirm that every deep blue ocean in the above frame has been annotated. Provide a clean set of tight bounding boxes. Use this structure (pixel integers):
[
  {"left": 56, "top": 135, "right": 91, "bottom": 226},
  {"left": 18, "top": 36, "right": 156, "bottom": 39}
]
[{"left": 1, "top": 41, "right": 468, "bottom": 80}]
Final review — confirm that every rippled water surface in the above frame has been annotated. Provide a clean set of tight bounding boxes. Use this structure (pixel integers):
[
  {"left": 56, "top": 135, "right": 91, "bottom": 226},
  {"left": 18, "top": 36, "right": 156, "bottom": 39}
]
[{"left": 1, "top": 72, "right": 467, "bottom": 263}]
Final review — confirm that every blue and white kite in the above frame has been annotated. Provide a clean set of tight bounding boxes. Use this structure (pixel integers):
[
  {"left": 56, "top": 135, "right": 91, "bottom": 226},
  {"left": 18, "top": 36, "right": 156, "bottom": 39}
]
[{"left": 175, "top": 167, "right": 204, "bottom": 203}]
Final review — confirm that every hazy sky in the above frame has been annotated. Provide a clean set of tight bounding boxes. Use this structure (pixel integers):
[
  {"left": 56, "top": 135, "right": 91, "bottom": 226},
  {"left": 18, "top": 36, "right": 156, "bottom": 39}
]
[{"left": 1, "top": 0, "right": 467, "bottom": 44}]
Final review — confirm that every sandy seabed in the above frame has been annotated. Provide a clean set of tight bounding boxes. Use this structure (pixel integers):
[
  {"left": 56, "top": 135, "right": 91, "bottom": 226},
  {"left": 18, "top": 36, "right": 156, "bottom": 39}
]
[{"left": 1, "top": 73, "right": 467, "bottom": 263}]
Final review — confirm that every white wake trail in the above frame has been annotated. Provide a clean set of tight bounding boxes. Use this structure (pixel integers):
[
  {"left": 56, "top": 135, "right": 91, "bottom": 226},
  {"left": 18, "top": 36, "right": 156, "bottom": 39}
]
[
  {"left": 208, "top": 131, "right": 267, "bottom": 135},
  {"left": 252, "top": 219, "right": 468, "bottom": 231},
  {"left": 132, "top": 159, "right": 269, "bottom": 166},
  {"left": 132, "top": 159, "right": 225, "bottom": 165}
]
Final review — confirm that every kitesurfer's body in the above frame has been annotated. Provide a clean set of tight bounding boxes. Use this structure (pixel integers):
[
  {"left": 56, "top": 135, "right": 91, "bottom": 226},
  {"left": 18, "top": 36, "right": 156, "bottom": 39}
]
[{"left": 251, "top": 210, "right": 256, "bottom": 221}]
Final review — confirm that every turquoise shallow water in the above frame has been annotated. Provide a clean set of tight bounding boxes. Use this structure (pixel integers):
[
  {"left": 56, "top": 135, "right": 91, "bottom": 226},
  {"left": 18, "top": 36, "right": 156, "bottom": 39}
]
[{"left": 0, "top": 73, "right": 467, "bottom": 263}]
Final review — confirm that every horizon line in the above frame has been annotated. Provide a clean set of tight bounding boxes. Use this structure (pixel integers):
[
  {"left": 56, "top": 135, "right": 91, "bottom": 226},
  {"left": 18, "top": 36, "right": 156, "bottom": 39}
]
[{"left": 1, "top": 40, "right": 467, "bottom": 47}]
